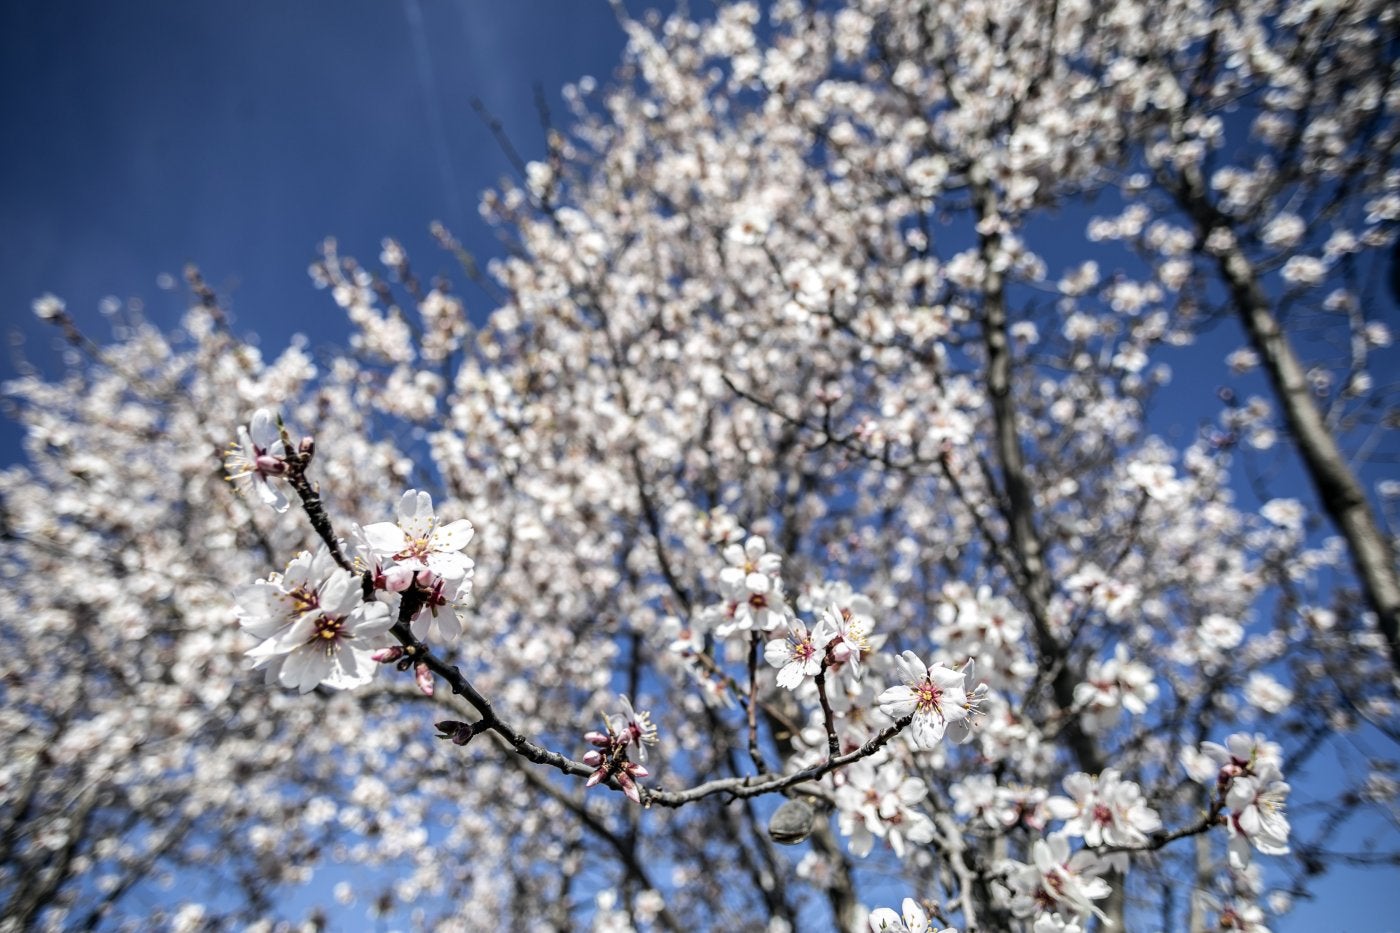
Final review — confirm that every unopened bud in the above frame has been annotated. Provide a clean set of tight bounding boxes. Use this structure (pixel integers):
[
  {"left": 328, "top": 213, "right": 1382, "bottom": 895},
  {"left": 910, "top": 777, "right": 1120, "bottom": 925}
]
[
  {"left": 254, "top": 454, "right": 288, "bottom": 476},
  {"left": 435, "top": 720, "right": 474, "bottom": 746},
  {"left": 617, "top": 771, "right": 642, "bottom": 804},
  {"left": 383, "top": 566, "right": 415, "bottom": 592},
  {"left": 414, "top": 661, "right": 434, "bottom": 696},
  {"left": 768, "top": 798, "right": 816, "bottom": 845},
  {"left": 371, "top": 646, "right": 405, "bottom": 664}
]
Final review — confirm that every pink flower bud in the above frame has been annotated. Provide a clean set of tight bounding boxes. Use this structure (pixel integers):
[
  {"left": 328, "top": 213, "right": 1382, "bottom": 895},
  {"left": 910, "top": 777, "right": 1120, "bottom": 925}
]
[
  {"left": 616, "top": 772, "right": 641, "bottom": 804},
  {"left": 414, "top": 661, "right": 434, "bottom": 697},
  {"left": 371, "top": 646, "right": 405, "bottom": 663},
  {"left": 583, "top": 750, "right": 605, "bottom": 767},
  {"left": 384, "top": 566, "right": 415, "bottom": 592},
  {"left": 584, "top": 731, "right": 612, "bottom": 747},
  {"left": 254, "top": 454, "right": 287, "bottom": 476}
]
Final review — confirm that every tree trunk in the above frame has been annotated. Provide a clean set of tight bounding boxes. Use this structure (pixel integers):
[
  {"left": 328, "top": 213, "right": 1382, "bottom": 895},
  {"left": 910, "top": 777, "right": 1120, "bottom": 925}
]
[{"left": 1174, "top": 168, "right": 1400, "bottom": 675}]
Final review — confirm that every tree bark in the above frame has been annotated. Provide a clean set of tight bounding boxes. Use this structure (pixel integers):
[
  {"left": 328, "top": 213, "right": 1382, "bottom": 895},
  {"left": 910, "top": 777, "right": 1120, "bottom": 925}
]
[
  {"left": 1217, "top": 243, "right": 1400, "bottom": 674},
  {"left": 971, "top": 171, "right": 1107, "bottom": 775},
  {"left": 1171, "top": 162, "right": 1400, "bottom": 675}
]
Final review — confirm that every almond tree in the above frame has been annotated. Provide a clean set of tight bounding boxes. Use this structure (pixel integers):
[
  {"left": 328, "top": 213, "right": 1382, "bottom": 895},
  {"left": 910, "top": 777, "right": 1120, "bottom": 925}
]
[{"left": 2, "top": 2, "right": 1397, "bottom": 931}]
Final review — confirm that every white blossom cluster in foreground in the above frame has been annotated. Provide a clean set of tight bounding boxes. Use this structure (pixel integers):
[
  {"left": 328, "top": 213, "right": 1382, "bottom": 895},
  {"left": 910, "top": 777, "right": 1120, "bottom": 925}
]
[
  {"left": 232, "top": 484, "right": 474, "bottom": 693},
  {"left": 217, "top": 403, "right": 1304, "bottom": 933},
  {"left": 3, "top": 0, "right": 1399, "bottom": 929}
]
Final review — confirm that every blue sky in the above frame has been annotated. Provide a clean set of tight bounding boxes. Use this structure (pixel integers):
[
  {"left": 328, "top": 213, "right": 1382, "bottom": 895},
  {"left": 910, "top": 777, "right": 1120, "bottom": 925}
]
[
  {"left": 2, "top": 2, "right": 1396, "bottom": 930},
  {"left": 0, "top": 1, "right": 651, "bottom": 445}
]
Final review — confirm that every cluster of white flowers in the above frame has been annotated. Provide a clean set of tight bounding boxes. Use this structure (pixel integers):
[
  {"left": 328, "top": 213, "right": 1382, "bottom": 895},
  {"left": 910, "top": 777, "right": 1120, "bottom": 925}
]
[
  {"left": 238, "top": 546, "right": 393, "bottom": 693},
  {"left": 869, "top": 897, "right": 957, "bottom": 933},
  {"left": 931, "top": 583, "right": 1031, "bottom": 689},
  {"left": 1126, "top": 460, "right": 1183, "bottom": 502},
  {"left": 1044, "top": 769, "right": 1162, "bottom": 870},
  {"left": 836, "top": 760, "right": 936, "bottom": 858},
  {"left": 359, "top": 489, "right": 475, "bottom": 643},
  {"left": 1062, "top": 563, "right": 1140, "bottom": 622},
  {"left": 951, "top": 775, "right": 1048, "bottom": 832},
  {"left": 1184, "top": 733, "right": 1292, "bottom": 868},
  {"left": 1072, "top": 644, "right": 1159, "bottom": 733},
  {"left": 1002, "top": 834, "right": 1112, "bottom": 925},
  {"left": 706, "top": 535, "right": 794, "bottom": 637},
  {"left": 233, "top": 412, "right": 475, "bottom": 694}
]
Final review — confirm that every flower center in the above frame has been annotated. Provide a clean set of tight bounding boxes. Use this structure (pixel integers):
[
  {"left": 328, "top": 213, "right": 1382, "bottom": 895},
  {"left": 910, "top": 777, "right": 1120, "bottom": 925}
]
[
  {"left": 395, "top": 535, "right": 434, "bottom": 564},
  {"left": 914, "top": 680, "right": 943, "bottom": 715},
  {"left": 288, "top": 586, "right": 320, "bottom": 615},
  {"left": 315, "top": 614, "right": 345, "bottom": 641}
]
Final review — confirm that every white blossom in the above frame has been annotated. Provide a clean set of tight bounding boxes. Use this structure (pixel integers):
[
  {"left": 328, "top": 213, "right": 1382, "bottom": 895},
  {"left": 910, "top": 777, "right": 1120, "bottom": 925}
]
[
  {"left": 878, "top": 652, "right": 969, "bottom": 748},
  {"left": 868, "top": 898, "right": 957, "bottom": 933},
  {"left": 242, "top": 553, "right": 393, "bottom": 693},
  {"left": 361, "top": 489, "right": 475, "bottom": 582},
  {"left": 223, "top": 408, "right": 291, "bottom": 513},
  {"left": 765, "top": 614, "right": 836, "bottom": 690},
  {"left": 1004, "top": 834, "right": 1112, "bottom": 922}
]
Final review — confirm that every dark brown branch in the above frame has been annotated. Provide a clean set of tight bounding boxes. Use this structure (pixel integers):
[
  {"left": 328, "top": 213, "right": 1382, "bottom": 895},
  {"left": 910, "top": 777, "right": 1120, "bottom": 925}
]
[
  {"left": 969, "top": 170, "right": 1105, "bottom": 775},
  {"left": 814, "top": 665, "right": 841, "bottom": 759},
  {"left": 1168, "top": 155, "right": 1400, "bottom": 675}
]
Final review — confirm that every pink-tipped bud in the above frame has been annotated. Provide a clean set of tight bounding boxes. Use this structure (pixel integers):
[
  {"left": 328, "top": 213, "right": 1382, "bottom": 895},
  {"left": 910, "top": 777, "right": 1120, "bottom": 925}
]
[
  {"left": 254, "top": 454, "right": 288, "bottom": 476},
  {"left": 371, "top": 646, "right": 405, "bottom": 663},
  {"left": 829, "top": 641, "right": 853, "bottom": 664},
  {"left": 626, "top": 763, "right": 649, "bottom": 779},
  {"left": 414, "top": 661, "right": 434, "bottom": 697},
  {"left": 584, "top": 731, "right": 612, "bottom": 747},
  {"left": 583, "top": 750, "right": 605, "bottom": 767},
  {"left": 617, "top": 772, "right": 641, "bottom": 804},
  {"left": 586, "top": 768, "right": 606, "bottom": 788},
  {"left": 383, "top": 566, "right": 415, "bottom": 593}
]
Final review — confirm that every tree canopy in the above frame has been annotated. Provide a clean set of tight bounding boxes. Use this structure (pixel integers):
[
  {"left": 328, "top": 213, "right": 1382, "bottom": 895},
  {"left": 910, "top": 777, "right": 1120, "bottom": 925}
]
[{"left": 3, "top": 1, "right": 1398, "bottom": 930}]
